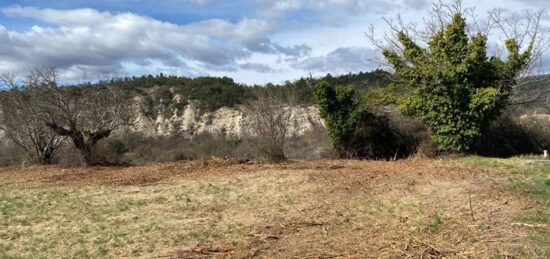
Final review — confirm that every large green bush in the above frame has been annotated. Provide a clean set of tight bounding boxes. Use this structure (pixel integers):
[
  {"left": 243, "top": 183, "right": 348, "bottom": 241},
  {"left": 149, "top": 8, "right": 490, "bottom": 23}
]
[
  {"left": 383, "top": 13, "right": 534, "bottom": 152},
  {"left": 314, "top": 81, "right": 398, "bottom": 158}
]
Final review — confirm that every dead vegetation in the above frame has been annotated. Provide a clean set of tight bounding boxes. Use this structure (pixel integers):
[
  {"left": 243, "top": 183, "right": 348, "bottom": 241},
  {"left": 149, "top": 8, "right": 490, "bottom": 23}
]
[{"left": 0, "top": 159, "right": 547, "bottom": 258}]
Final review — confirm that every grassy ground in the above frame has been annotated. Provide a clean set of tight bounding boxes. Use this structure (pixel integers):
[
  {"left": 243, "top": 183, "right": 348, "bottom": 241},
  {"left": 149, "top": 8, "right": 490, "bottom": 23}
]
[
  {"left": 461, "top": 156, "right": 550, "bottom": 256},
  {"left": 0, "top": 158, "right": 548, "bottom": 258}
]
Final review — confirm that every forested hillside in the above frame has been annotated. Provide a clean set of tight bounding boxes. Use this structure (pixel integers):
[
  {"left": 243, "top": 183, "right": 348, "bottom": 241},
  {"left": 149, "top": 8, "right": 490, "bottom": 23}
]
[
  {"left": 111, "top": 70, "right": 392, "bottom": 111},
  {"left": 0, "top": 70, "right": 548, "bottom": 165},
  {"left": 112, "top": 71, "right": 548, "bottom": 115}
]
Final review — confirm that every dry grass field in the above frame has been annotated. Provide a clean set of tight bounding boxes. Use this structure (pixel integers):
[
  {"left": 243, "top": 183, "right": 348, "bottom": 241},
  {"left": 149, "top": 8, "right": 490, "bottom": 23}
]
[{"left": 0, "top": 157, "right": 548, "bottom": 258}]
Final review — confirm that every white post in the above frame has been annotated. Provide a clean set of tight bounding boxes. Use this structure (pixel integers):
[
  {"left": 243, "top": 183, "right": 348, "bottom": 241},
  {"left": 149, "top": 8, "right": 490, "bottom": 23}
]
[{"left": 544, "top": 150, "right": 548, "bottom": 159}]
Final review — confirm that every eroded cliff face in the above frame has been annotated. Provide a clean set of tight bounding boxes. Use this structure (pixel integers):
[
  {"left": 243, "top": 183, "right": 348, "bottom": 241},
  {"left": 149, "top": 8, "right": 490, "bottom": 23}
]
[
  {"left": 520, "top": 113, "right": 550, "bottom": 120},
  {"left": 0, "top": 96, "right": 324, "bottom": 144},
  {"left": 131, "top": 96, "right": 325, "bottom": 138},
  {"left": 519, "top": 113, "right": 550, "bottom": 126}
]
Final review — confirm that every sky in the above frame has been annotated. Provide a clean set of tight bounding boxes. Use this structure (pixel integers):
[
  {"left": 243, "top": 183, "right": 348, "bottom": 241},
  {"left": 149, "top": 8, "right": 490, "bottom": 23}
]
[{"left": 0, "top": 0, "right": 548, "bottom": 85}]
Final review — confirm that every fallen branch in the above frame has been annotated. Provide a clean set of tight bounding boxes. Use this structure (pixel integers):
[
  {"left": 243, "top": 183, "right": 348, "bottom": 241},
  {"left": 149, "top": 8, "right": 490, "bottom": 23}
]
[
  {"left": 469, "top": 189, "right": 475, "bottom": 221},
  {"left": 291, "top": 221, "right": 325, "bottom": 227},
  {"left": 511, "top": 222, "right": 550, "bottom": 229}
]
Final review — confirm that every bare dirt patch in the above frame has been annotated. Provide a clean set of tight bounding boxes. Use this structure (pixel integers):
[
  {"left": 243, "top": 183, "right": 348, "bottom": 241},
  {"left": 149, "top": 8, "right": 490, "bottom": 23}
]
[{"left": 0, "top": 159, "right": 543, "bottom": 258}]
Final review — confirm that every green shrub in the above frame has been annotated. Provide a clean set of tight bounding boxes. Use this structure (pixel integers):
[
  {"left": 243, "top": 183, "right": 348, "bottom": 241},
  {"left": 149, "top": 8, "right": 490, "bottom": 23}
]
[
  {"left": 107, "top": 139, "right": 129, "bottom": 161},
  {"left": 314, "top": 81, "right": 399, "bottom": 159},
  {"left": 383, "top": 13, "right": 534, "bottom": 152},
  {"left": 361, "top": 83, "right": 410, "bottom": 109}
]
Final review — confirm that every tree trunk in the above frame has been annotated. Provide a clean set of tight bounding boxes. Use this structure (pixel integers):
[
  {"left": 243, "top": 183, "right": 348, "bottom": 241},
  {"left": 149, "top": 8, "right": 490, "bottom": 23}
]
[
  {"left": 37, "top": 149, "right": 55, "bottom": 165},
  {"left": 79, "top": 145, "right": 101, "bottom": 166},
  {"left": 46, "top": 122, "right": 110, "bottom": 166},
  {"left": 70, "top": 132, "right": 103, "bottom": 166}
]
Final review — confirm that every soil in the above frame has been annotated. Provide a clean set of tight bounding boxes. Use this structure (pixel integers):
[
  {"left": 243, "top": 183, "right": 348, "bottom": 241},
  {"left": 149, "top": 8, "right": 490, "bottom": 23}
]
[{"left": 0, "top": 159, "right": 542, "bottom": 258}]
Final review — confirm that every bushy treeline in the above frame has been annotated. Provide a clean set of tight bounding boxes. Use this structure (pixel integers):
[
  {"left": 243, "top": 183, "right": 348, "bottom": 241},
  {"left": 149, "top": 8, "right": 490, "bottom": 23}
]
[
  {"left": 117, "top": 75, "right": 250, "bottom": 111},
  {"left": 273, "top": 70, "right": 393, "bottom": 104},
  {"left": 0, "top": 69, "right": 393, "bottom": 166},
  {"left": 313, "top": 79, "right": 550, "bottom": 160},
  {"left": 113, "top": 70, "right": 392, "bottom": 112}
]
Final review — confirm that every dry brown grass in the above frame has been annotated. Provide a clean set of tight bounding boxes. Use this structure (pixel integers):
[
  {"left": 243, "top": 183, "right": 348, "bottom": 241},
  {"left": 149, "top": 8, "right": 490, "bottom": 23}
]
[{"left": 0, "top": 159, "right": 545, "bottom": 258}]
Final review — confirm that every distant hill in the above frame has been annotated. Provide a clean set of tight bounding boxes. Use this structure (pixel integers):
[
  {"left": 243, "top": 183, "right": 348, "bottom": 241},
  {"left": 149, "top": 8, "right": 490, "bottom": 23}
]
[
  {"left": 113, "top": 70, "right": 392, "bottom": 111},
  {"left": 104, "top": 70, "right": 392, "bottom": 137},
  {"left": 1, "top": 70, "right": 548, "bottom": 139}
]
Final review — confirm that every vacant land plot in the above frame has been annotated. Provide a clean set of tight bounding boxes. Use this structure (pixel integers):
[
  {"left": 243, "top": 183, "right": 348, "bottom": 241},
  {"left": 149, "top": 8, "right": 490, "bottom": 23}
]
[{"left": 0, "top": 158, "right": 548, "bottom": 258}]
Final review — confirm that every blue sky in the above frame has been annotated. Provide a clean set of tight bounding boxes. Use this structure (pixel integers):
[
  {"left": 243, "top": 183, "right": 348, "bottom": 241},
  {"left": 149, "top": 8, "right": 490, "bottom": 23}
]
[
  {"left": 0, "top": 0, "right": 254, "bottom": 24},
  {"left": 0, "top": 0, "right": 548, "bottom": 84}
]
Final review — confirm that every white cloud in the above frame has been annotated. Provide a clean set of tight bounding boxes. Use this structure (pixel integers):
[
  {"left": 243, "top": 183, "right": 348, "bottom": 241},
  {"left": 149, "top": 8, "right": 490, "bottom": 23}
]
[
  {"left": 293, "top": 47, "right": 381, "bottom": 72},
  {"left": 239, "top": 62, "right": 275, "bottom": 73},
  {"left": 257, "top": 0, "right": 429, "bottom": 17},
  {"left": 257, "top": 0, "right": 301, "bottom": 15},
  {"left": 512, "top": 0, "right": 550, "bottom": 8},
  {"left": 0, "top": 6, "right": 311, "bottom": 81},
  {"left": 3, "top": 6, "right": 112, "bottom": 26}
]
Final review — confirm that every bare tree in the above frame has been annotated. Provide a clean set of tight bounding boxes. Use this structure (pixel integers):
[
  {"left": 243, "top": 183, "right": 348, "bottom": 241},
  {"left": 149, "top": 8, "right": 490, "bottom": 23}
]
[
  {"left": 246, "top": 87, "right": 296, "bottom": 162},
  {"left": 26, "top": 67, "right": 134, "bottom": 165},
  {"left": 0, "top": 72, "right": 65, "bottom": 164}
]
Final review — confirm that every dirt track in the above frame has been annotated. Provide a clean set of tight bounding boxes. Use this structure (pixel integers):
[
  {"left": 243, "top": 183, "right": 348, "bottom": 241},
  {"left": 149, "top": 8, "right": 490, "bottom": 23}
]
[
  {"left": 0, "top": 159, "right": 543, "bottom": 258},
  {"left": 0, "top": 159, "right": 504, "bottom": 188}
]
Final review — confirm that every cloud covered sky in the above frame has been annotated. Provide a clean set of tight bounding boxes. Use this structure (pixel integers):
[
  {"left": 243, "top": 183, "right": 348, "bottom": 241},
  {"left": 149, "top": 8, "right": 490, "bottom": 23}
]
[{"left": 0, "top": 0, "right": 548, "bottom": 84}]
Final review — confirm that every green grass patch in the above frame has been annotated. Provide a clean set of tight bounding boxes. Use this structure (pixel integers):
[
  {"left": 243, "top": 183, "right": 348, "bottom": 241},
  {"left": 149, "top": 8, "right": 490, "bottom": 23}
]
[
  {"left": 459, "top": 156, "right": 549, "bottom": 256},
  {"left": 0, "top": 172, "right": 311, "bottom": 258}
]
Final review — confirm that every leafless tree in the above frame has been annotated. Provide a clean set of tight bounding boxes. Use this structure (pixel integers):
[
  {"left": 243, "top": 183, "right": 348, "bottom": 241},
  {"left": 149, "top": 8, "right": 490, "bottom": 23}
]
[
  {"left": 0, "top": 72, "right": 65, "bottom": 164},
  {"left": 246, "top": 87, "right": 297, "bottom": 162},
  {"left": 26, "top": 67, "right": 134, "bottom": 165}
]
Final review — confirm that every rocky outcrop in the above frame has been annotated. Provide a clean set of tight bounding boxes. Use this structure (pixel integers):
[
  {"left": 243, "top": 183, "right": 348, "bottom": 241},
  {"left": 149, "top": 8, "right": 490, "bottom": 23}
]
[
  {"left": 520, "top": 113, "right": 550, "bottom": 122},
  {"left": 131, "top": 99, "right": 325, "bottom": 138},
  {"left": 0, "top": 94, "right": 325, "bottom": 143}
]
